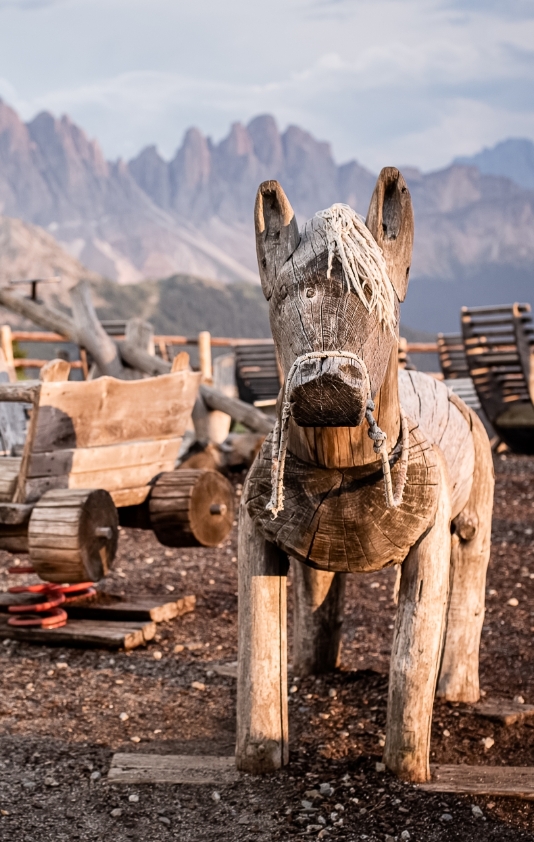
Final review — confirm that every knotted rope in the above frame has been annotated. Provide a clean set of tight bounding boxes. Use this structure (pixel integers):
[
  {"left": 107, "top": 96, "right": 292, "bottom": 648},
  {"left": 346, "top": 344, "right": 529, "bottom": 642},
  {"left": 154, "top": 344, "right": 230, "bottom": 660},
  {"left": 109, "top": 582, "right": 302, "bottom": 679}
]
[
  {"left": 266, "top": 351, "right": 410, "bottom": 518},
  {"left": 315, "top": 203, "right": 397, "bottom": 336}
]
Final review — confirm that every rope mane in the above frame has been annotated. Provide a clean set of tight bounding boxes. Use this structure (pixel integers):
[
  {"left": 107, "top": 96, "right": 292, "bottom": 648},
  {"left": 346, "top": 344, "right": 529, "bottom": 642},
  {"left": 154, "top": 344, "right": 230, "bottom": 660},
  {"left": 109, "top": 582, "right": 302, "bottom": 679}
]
[{"left": 315, "top": 203, "right": 397, "bottom": 335}]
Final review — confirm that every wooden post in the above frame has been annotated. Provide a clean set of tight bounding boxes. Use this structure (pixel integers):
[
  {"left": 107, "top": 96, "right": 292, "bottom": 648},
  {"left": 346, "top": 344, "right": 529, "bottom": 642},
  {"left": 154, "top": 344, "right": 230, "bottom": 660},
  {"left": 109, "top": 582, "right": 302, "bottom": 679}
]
[
  {"left": 292, "top": 563, "right": 346, "bottom": 676},
  {"left": 437, "top": 410, "right": 494, "bottom": 703},
  {"left": 70, "top": 281, "right": 125, "bottom": 379},
  {"left": 198, "top": 331, "right": 213, "bottom": 384},
  {"left": 126, "top": 318, "right": 155, "bottom": 357},
  {"left": 384, "top": 451, "right": 451, "bottom": 782},
  {"left": 236, "top": 499, "right": 289, "bottom": 773},
  {"left": 0, "top": 326, "right": 16, "bottom": 383}
]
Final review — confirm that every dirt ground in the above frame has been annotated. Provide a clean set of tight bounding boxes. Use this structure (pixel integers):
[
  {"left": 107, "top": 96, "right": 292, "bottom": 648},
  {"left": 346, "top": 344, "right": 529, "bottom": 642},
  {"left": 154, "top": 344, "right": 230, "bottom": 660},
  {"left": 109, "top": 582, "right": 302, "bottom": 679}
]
[{"left": 0, "top": 454, "right": 533, "bottom": 842}]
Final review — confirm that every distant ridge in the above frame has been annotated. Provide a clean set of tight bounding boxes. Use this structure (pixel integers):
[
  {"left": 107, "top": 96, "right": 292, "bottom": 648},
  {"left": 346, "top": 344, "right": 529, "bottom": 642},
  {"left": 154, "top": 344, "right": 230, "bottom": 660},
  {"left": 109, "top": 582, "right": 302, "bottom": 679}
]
[
  {"left": 454, "top": 138, "right": 534, "bottom": 191},
  {"left": 1, "top": 98, "right": 534, "bottom": 331}
]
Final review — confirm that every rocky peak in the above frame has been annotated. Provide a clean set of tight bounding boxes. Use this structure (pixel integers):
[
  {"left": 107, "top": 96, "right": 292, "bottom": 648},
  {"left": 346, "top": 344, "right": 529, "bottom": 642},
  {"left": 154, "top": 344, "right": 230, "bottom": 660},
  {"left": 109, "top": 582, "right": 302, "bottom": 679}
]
[{"left": 247, "top": 114, "right": 283, "bottom": 172}]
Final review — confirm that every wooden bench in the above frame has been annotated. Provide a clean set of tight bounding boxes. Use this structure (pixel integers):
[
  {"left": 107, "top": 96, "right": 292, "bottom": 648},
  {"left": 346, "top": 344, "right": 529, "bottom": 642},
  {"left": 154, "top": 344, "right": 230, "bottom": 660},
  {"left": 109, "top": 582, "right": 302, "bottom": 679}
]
[{"left": 461, "top": 303, "right": 534, "bottom": 453}]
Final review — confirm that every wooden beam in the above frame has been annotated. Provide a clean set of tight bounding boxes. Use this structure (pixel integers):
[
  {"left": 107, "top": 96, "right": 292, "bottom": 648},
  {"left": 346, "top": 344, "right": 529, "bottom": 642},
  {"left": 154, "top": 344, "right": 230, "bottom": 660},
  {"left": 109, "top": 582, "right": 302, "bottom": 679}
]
[
  {"left": 0, "top": 381, "right": 41, "bottom": 403},
  {"left": 108, "top": 754, "right": 238, "bottom": 785},
  {"left": 200, "top": 384, "right": 273, "bottom": 434},
  {"left": 419, "top": 765, "right": 534, "bottom": 799},
  {"left": 70, "top": 281, "right": 125, "bottom": 378},
  {"left": 0, "top": 616, "right": 155, "bottom": 649}
]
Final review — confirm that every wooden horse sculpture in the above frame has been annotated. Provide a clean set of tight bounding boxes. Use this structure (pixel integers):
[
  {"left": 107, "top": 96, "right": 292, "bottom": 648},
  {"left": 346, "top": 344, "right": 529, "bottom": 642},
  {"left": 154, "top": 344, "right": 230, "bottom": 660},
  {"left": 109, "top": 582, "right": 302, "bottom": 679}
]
[{"left": 236, "top": 169, "right": 494, "bottom": 782}]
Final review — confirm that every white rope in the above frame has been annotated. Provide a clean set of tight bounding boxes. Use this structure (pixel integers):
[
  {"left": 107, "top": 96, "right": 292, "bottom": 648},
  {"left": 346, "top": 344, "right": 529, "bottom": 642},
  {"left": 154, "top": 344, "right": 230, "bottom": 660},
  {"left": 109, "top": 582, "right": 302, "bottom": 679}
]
[
  {"left": 266, "top": 350, "right": 409, "bottom": 518},
  {"left": 315, "top": 203, "right": 397, "bottom": 336}
]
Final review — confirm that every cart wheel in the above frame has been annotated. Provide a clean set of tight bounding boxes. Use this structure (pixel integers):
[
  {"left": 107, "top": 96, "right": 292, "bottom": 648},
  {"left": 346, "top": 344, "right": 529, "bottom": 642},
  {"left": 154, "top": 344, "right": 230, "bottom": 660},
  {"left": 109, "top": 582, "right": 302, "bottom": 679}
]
[
  {"left": 149, "top": 469, "right": 234, "bottom": 548},
  {"left": 28, "top": 489, "right": 118, "bottom": 584}
]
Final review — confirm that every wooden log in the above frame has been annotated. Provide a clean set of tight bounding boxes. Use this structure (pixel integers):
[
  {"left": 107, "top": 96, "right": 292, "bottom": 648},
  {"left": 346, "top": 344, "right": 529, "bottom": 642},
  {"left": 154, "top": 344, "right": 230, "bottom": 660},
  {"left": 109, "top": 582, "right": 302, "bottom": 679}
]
[
  {"left": 474, "top": 698, "right": 534, "bottom": 726},
  {"left": 39, "top": 358, "right": 71, "bottom": 383},
  {"left": 66, "top": 593, "right": 196, "bottom": 623},
  {"left": 292, "top": 562, "right": 346, "bottom": 676},
  {"left": 70, "top": 281, "right": 125, "bottom": 378},
  {"left": 28, "top": 488, "right": 118, "bottom": 583},
  {"left": 437, "top": 407, "right": 495, "bottom": 702},
  {"left": 0, "top": 288, "right": 76, "bottom": 340},
  {"left": 0, "top": 382, "right": 40, "bottom": 403},
  {"left": 198, "top": 331, "right": 213, "bottom": 383},
  {"left": 236, "top": 499, "right": 289, "bottom": 773},
  {"left": 200, "top": 384, "right": 273, "bottom": 434},
  {"left": 118, "top": 340, "right": 171, "bottom": 376},
  {"left": 149, "top": 469, "right": 234, "bottom": 548},
  {"left": 383, "top": 450, "right": 452, "bottom": 782},
  {"left": 0, "top": 325, "right": 17, "bottom": 382}
]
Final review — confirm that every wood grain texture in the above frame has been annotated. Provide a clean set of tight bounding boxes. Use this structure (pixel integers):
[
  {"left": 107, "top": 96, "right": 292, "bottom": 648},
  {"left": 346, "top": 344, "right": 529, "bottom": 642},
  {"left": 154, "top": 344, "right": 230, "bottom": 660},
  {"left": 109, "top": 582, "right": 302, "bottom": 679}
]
[
  {"left": 149, "top": 469, "right": 234, "bottom": 548},
  {"left": 108, "top": 754, "right": 237, "bottom": 785},
  {"left": 0, "top": 615, "right": 155, "bottom": 649},
  {"left": 384, "top": 449, "right": 451, "bottom": 782},
  {"left": 236, "top": 500, "right": 289, "bottom": 773},
  {"left": 292, "top": 562, "right": 346, "bottom": 676},
  {"left": 28, "top": 488, "right": 118, "bottom": 583},
  {"left": 245, "top": 418, "right": 439, "bottom": 573},
  {"left": 419, "top": 765, "right": 534, "bottom": 799}
]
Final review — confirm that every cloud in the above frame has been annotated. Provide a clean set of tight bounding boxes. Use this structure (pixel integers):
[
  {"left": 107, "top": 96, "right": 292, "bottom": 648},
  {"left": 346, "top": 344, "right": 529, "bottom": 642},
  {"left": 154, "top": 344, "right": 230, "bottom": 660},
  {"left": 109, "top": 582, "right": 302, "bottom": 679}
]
[{"left": 0, "top": 0, "right": 66, "bottom": 8}]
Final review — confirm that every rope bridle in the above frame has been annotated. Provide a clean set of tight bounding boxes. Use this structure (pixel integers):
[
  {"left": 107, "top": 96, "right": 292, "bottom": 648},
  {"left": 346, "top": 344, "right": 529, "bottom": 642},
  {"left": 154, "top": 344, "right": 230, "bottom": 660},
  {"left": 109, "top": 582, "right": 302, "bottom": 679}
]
[{"left": 266, "top": 350, "right": 410, "bottom": 518}]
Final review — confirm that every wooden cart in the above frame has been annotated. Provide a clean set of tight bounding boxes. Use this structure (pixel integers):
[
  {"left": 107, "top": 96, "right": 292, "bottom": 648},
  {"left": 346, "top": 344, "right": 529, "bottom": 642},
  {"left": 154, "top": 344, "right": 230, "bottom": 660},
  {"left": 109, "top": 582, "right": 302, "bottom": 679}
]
[{"left": 0, "top": 361, "right": 234, "bottom": 583}]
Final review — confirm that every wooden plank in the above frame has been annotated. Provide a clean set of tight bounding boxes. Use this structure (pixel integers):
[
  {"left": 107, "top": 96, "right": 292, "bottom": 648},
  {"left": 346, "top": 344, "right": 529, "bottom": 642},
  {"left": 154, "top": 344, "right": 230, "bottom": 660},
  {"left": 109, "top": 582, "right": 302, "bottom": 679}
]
[
  {"left": 28, "top": 438, "right": 181, "bottom": 481},
  {"left": 32, "top": 370, "right": 200, "bottom": 452},
  {"left": 474, "top": 699, "right": 534, "bottom": 726},
  {"left": 66, "top": 594, "right": 196, "bottom": 623},
  {"left": 0, "top": 381, "right": 40, "bottom": 403},
  {"left": 419, "top": 765, "right": 534, "bottom": 799},
  {"left": 0, "top": 616, "right": 155, "bottom": 649},
  {"left": 108, "top": 753, "right": 238, "bottom": 785}
]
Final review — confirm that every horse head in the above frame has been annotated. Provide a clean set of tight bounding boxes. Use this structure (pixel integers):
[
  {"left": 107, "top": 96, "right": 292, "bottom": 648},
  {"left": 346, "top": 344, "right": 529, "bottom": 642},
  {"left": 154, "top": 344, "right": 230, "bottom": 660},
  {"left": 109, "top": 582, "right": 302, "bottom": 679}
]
[{"left": 255, "top": 168, "right": 414, "bottom": 428}]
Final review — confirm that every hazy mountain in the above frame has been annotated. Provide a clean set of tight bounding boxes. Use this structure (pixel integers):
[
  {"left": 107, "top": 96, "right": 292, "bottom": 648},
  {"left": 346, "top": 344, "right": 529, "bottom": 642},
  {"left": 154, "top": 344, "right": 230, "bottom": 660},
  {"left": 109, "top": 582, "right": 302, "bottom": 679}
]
[
  {"left": 454, "top": 138, "right": 534, "bottom": 191},
  {"left": 1, "top": 98, "right": 534, "bottom": 332}
]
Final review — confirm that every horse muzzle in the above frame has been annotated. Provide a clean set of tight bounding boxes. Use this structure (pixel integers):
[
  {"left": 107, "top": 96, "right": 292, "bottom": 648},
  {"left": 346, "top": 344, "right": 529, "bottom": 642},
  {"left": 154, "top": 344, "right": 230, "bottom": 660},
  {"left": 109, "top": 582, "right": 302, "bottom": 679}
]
[{"left": 287, "top": 353, "right": 370, "bottom": 427}]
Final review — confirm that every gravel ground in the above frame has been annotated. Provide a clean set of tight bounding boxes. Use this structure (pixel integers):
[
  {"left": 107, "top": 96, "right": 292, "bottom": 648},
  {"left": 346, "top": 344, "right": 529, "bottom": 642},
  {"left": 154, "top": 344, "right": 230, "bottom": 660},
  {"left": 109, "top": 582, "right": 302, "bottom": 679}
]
[{"left": 0, "top": 456, "right": 533, "bottom": 841}]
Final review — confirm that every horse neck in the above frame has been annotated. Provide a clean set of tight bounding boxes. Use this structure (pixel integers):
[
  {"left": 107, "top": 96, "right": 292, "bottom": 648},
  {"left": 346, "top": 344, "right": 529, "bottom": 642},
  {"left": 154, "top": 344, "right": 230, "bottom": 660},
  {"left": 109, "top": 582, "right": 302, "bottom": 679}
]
[{"left": 286, "top": 345, "right": 400, "bottom": 470}]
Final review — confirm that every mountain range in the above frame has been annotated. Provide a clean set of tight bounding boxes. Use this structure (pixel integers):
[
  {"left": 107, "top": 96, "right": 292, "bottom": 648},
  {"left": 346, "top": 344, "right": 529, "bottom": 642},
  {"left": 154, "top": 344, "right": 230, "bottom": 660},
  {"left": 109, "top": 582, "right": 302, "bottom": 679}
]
[{"left": 0, "top": 97, "right": 533, "bottom": 332}]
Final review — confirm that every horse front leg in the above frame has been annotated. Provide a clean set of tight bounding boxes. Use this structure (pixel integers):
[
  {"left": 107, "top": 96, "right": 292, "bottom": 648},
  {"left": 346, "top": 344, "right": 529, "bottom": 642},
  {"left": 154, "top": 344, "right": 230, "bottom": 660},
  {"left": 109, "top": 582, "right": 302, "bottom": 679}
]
[
  {"left": 384, "top": 452, "right": 452, "bottom": 782},
  {"left": 292, "top": 562, "right": 346, "bottom": 676},
  {"left": 236, "top": 499, "right": 289, "bottom": 773},
  {"left": 438, "top": 411, "right": 494, "bottom": 703}
]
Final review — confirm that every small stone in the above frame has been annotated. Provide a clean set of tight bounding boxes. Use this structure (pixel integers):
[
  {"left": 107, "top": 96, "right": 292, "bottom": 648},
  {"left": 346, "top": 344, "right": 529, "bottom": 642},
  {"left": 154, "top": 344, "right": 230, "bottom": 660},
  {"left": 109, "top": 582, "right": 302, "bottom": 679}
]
[
  {"left": 306, "top": 826, "right": 323, "bottom": 833},
  {"left": 328, "top": 689, "right": 337, "bottom": 698},
  {"left": 44, "top": 777, "right": 59, "bottom": 787},
  {"left": 174, "top": 644, "right": 185, "bottom": 653},
  {"left": 385, "top": 836, "right": 395, "bottom": 842},
  {"left": 119, "top": 712, "right": 129, "bottom": 721},
  {"left": 145, "top": 557, "right": 154, "bottom": 564},
  {"left": 319, "top": 713, "right": 330, "bottom": 720},
  {"left": 340, "top": 730, "right": 350, "bottom": 738},
  {"left": 301, "top": 800, "right": 314, "bottom": 811},
  {"left": 158, "top": 816, "right": 171, "bottom": 825},
  {"left": 440, "top": 813, "right": 453, "bottom": 821},
  {"left": 0, "top": 809, "right": 9, "bottom": 816},
  {"left": 482, "top": 736, "right": 495, "bottom": 750},
  {"left": 165, "top": 584, "right": 175, "bottom": 592},
  {"left": 129, "top": 794, "right": 139, "bottom": 803},
  {"left": 211, "top": 791, "right": 221, "bottom": 802},
  {"left": 319, "top": 783, "right": 334, "bottom": 796},
  {"left": 318, "top": 830, "right": 330, "bottom": 839},
  {"left": 443, "top": 729, "right": 450, "bottom": 737},
  {"left": 305, "top": 789, "right": 321, "bottom": 799},
  {"left": 317, "top": 816, "right": 327, "bottom": 825},
  {"left": 400, "top": 832, "right": 411, "bottom": 841},
  {"left": 513, "top": 695, "right": 525, "bottom": 704},
  {"left": 375, "top": 762, "right": 386, "bottom": 773},
  {"left": 471, "top": 804, "right": 483, "bottom": 818},
  {"left": 334, "top": 804, "right": 344, "bottom": 811},
  {"left": 191, "top": 681, "right": 206, "bottom": 691},
  {"left": 507, "top": 598, "right": 519, "bottom": 607},
  {"left": 90, "top": 771, "right": 101, "bottom": 781},
  {"left": 290, "top": 685, "right": 298, "bottom": 693},
  {"left": 56, "top": 662, "right": 69, "bottom": 670},
  {"left": 110, "top": 808, "right": 122, "bottom": 817},
  {"left": 131, "top": 736, "right": 141, "bottom": 743},
  {"left": 153, "top": 651, "right": 163, "bottom": 660}
]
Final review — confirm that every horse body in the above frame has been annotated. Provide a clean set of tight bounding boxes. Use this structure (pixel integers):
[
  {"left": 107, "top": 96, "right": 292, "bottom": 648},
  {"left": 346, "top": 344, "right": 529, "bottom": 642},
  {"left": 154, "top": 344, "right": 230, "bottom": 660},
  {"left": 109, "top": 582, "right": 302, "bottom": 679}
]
[{"left": 237, "top": 170, "right": 494, "bottom": 782}]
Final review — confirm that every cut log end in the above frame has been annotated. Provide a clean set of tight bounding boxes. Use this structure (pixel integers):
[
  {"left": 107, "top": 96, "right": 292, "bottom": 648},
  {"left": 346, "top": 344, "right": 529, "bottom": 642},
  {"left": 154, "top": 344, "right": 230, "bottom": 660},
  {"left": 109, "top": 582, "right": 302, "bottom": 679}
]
[
  {"left": 28, "top": 488, "right": 119, "bottom": 584},
  {"left": 149, "top": 469, "right": 234, "bottom": 548}
]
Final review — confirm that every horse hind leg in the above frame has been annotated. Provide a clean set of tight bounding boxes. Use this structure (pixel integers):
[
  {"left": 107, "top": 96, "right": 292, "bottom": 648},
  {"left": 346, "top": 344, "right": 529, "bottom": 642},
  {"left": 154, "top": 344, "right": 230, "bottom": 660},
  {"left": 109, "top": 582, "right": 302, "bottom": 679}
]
[
  {"left": 437, "top": 412, "right": 494, "bottom": 703},
  {"left": 292, "top": 562, "right": 346, "bottom": 676}
]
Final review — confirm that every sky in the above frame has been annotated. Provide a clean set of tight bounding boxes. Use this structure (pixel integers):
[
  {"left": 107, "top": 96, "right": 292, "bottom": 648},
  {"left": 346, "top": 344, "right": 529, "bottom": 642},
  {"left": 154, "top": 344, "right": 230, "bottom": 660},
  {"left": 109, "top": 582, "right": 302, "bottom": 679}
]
[{"left": 0, "top": 0, "right": 533, "bottom": 172}]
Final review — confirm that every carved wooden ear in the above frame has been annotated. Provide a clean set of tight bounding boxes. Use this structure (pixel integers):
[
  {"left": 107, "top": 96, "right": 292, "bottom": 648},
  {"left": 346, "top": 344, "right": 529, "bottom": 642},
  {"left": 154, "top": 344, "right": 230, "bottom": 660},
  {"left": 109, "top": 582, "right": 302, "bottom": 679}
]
[
  {"left": 255, "top": 180, "right": 300, "bottom": 300},
  {"left": 365, "top": 167, "right": 414, "bottom": 302}
]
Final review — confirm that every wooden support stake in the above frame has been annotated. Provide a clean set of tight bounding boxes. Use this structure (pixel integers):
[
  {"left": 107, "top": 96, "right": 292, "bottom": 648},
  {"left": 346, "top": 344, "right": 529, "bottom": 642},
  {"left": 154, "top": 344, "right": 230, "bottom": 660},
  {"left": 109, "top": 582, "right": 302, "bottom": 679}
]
[
  {"left": 292, "top": 562, "right": 346, "bottom": 676},
  {"left": 0, "top": 326, "right": 16, "bottom": 383},
  {"left": 236, "top": 500, "right": 289, "bottom": 773},
  {"left": 198, "top": 331, "right": 213, "bottom": 384}
]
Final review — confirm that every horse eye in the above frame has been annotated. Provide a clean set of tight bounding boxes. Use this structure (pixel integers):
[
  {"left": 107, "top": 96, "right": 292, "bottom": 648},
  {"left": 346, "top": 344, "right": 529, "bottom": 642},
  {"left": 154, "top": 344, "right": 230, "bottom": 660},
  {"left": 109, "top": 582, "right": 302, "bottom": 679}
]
[
  {"left": 305, "top": 287, "right": 315, "bottom": 298},
  {"left": 279, "top": 284, "right": 288, "bottom": 300}
]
